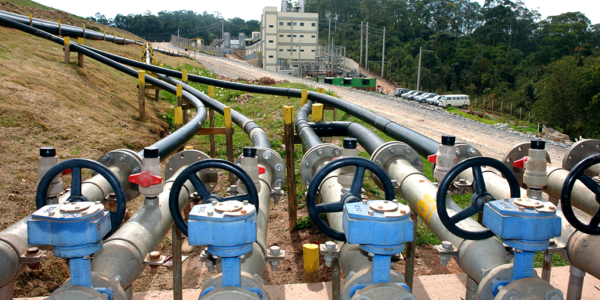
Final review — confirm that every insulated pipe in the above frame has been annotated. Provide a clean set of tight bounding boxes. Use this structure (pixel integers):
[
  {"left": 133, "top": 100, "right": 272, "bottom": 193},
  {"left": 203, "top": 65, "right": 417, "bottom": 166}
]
[
  {"left": 309, "top": 121, "right": 385, "bottom": 155},
  {"left": 388, "top": 159, "right": 508, "bottom": 283},
  {"left": 91, "top": 168, "right": 194, "bottom": 290},
  {"left": 295, "top": 101, "right": 324, "bottom": 150},
  {"left": 0, "top": 218, "right": 28, "bottom": 289},
  {"left": 0, "top": 15, "right": 208, "bottom": 159},
  {"left": 159, "top": 75, "right": 271, "bottom": 149},
  {"left": 74, "top": 44, "right": 440, "bottom": 158}
]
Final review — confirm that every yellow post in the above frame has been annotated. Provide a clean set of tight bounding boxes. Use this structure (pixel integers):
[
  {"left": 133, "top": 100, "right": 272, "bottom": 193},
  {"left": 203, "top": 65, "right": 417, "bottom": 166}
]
[
  {"left": 333, "top": 94, "right": 337, "bottom": 98},
  {"left": 82, "top": 24, "right": 85, "bottom": 39},
  {"left": 208, "top": 86, "right": 215, "bottom": 98},
  {"left": 283, "top": 106, "right": 293, "bottom": 125},
  {"left": 184, "top": 146, "right": 194, "bottom": 150},
  {"left": 138, "top": 70, "right": 146, "bottom": 121},
  {"left": 29, "top": 13, "right": 32, "bottom": 26},
  {"left": 301, "top": 89, "right": 308, "bottom": 106},
  {"left": 500, "top": 114, "right": 504, "bottom": 123},
  {"left": 64, "top": 36, "right": 70, "bottom": 64},
  {"left": 182, "top": 70, "right": 188, "bottom": 84},
  {"left": 77, "top": 37, "right": 85, "bottom": 67},
  {"left": 312, "top": 103, "right": 323, "bottom": 122},
  {"left": 283, "top": 106, "right": 297, "bottom": 231},
  {"left": 516, "top": 119, "right": 520, "bottom": 127},
  {"left": 78, "top": 37, "right": 84, "bottom": 45},
  {"left": 224, "top": 106, "right": 232, "bottom": 129},
  {"left": 174, "top": 107, "right": 183, "bottom": 125},
  {"left": 303, "top": 244, "right": 319, "bottom": 283},
  {"left": 159, "top": 63, "right": 164, "bottom": 68}
]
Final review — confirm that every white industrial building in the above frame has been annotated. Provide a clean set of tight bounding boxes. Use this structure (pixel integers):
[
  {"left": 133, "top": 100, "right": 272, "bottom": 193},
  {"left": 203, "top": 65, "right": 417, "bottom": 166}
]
[{"left": 259, "top": 4, "right": 319, "bottom": 73}]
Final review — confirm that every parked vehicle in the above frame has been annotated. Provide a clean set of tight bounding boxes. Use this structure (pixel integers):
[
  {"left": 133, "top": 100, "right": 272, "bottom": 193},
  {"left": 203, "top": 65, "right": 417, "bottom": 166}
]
[
  {"left": 407, "top": 91, "right": 424, "bottom": 100},
  {"left": 415, "top": 93, "right": 437, "bottom": 103},
  {"left": 394, "top": 88, "right": 410, "bottom": 97},
  {"left": 437, "top": 94, "right": 470, "bottom": 108},
  {"left": 401, "top": 91, "right": 418, "bottom": 99},
  {"left": 428, "top": 95, "right": 442, "bottom": 105}
]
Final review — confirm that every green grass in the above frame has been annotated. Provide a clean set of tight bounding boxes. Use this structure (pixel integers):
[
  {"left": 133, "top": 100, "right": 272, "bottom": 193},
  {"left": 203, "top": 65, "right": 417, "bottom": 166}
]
[
  {"left": 445, "top": 106, "right": 538, "bottom": 134},
  {"left": 0, "top": 0, "right": 55, "bottom": 10}
]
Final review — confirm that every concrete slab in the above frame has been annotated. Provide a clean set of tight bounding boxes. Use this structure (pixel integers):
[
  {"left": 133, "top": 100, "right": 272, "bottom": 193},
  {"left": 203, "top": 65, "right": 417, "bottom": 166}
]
[{"left": 16, "top": 266, "right": 600, "bottom": 300}]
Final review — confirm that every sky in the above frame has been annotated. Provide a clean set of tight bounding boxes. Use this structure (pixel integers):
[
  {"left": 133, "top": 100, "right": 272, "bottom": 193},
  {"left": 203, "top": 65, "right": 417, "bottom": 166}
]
[{"left": 35, "top": 0, "right": 600, "bottom": 24}]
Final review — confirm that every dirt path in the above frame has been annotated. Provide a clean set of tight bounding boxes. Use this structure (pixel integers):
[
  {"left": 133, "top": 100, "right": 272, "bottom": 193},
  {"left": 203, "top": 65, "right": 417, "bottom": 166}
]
[{"left": 159, "top": 43, "right": 567, "bottom": 165}]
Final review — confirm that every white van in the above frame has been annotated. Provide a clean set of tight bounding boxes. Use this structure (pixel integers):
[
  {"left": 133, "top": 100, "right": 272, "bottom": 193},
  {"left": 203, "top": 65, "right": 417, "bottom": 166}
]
[{"left": 437, "top": 94, "right": 470, "bottom": 108}]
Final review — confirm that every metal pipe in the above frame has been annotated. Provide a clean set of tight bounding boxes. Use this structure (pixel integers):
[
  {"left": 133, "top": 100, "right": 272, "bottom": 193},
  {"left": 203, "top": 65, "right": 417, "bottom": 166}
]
[
  {"left": 546, "top": 167, "right": 598, "bottom": 216},
  {"left": 542, "top": 250, "right": 553, "bottom": 282},
  {"left": 309, "top": 121, "right": 385, "bottom": 155},
  {"left": 566, "top": 265, "right": 585, "bottom": 300},
  {"left": 91, "top": 168, "right": 194, "bottom": 290},
  {"left": 0, "top": 218, "right": 28, "bottom": 289},
  {"left": 388, "top": 159, "right": 508, "bottom": 283},
  {"left": 296, "top": 101, "right": 324, "bottom": 150},
  {"left": 58, "top": 166, "right": 129, "bottom": 204},
  {"left": 465, "top": 276, "right": 478, "bottom": 300}
]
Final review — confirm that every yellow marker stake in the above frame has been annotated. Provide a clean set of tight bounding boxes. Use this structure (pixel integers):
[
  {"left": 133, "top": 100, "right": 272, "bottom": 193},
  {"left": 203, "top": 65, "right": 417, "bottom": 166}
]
[
  {"left": 224, "top": 107, "right": 232, "bottom": 129},
  {"left": 29, "top": 13, "right": 32, "bottom": 24},
  {"left": 159, "top": 63, "right": 164, "bottom": 68},
  {"left": 184, "top": 146, "right": 194, "bottom": 150},
  {"left": 283, "top": 106, "right": 294, "bottom": 124},
  {"left": 64, "top": 36, "right": 70, "bottom": 45},
  {"left": 208, "top": 86, "right": 215, "bottom": 98},
  {"left": 301, "top": 89, "right": 308, "bottom": 106},
  {"left": 78, "top": 37, "right": 84, "bottom": 45},
  {"left": 138, "top": 70, "right": 145, "bottom": 85},
  {"left": 333, "top": 94, "right": 337, "bottom": 98},
  {"left": 303, "top": 244, "right": 319, "bottom": 282},
  {"left": 174, "top": 107, "right": 183, "bottom": 125},
  {"left": 312, "top": 103, "right": 323, "bottom": 122},
  {"left": 176, "top": 84, "right": 183, "bottom": 97},
  {"left": 182, "top": 70, "right": 188, "bottom": 83}
]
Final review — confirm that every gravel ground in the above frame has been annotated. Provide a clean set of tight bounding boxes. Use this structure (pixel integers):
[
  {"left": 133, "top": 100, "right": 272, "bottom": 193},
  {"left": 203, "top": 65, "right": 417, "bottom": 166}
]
[{"left": 157, "top": 43, "right": 568, "bottom": 164}]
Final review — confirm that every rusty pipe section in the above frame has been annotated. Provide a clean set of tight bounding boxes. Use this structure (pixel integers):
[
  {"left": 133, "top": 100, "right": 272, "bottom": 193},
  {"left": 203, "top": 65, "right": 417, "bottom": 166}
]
[
  {"left": 388, "top": 159, "right": 508, "bottom": 283},
  {"left": 91, "top": 168, "right": 194, "bottom": 291}
]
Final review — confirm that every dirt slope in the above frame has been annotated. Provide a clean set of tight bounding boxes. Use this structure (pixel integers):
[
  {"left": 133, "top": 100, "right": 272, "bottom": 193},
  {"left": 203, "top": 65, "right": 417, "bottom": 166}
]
[{"left": 0, "top": 19, "right": 205, "bottom": 296}]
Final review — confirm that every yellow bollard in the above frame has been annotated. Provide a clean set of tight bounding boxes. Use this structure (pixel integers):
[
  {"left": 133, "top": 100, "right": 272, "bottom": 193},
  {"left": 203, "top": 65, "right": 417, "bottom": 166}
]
[
  {"left": 184, "top": 146, "right": 194, "bottom": 150},
  {"left": 301, "top": 89, "right": 308, "bottom": 106},
  {"left": 63, "top": 36, "right": 70, "bottom": 64},
  {"left": 283, "top": 106, "right": 294, "bottom": 125},
  {"left": 138, "top": 70, "right": 146, "bottom": 121},
  {"left": 174, "top": 107, "right": 183, "bottom": 125},
  {"left": 78, "top": 37, "right": 84, "bottom": 45},
  {"left": 29, "top": 13, "right": 32, "bottom": 26},
  {"left": 303, "top": 244, "right": 319, "bottom": 283},
  {"left": 312, "top": 103, "right": 323, "bottom": 122},
  {"left": 224, "top": 106, "right": 232, "bottom": 129},
  {"left": 182, "top": 70, "right": 188, "bottom": 84},
  {"left": 208, "top": 86, "right": 215, "bottom": 98}
]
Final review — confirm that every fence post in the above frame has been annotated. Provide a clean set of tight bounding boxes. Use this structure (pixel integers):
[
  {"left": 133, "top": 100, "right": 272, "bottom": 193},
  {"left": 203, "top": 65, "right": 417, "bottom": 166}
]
[
  {"left": 283, "top": 106, "right": 297, "bottom": 232},
  {"left": 29, "top": 13, "right": 32, "bottom": 26},
  {"left": 77, "top": 37, "right": 84, "bottom": 67},
  {"left": 82, "top": 24, "right": 85, "bottom": 39},
  {"left": 312, "top": 103, "right": 323, "bottom": 122},
  {"left": 224, "top": 106, "right": 234, "bottom": 184},
  {"left": 138, "top": 70, "right": 146, "bottom": 121},
  {"left": 301, "top": 89, "right": 308, "bottom": 106},
  {"left": 208, "top": 86, "right": 216, "bottom": 158},
  {"left": 64, "top": 36, "right": 70, "bottom": 64}
]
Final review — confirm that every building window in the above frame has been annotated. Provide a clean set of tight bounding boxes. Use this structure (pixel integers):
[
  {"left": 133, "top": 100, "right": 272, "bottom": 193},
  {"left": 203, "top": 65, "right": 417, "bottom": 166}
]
[
  {"left": 312, "top": 23, "right": 316, "bottom": 26},
  {"left": 279, "top": 34, "right": 283, "bottom": 37},
  {"left": 287, "top": 49, "right": 291, "bottom": 52},
  {"left": 269, "top": 55, "right": 273, "bottom": 58},
  {"left": 269, "top": 40, "right": 274, "bottom": 43},
  {"left": 311, "top": 35, "right": 316, "bottom": 38},
  {"left": 279, "top": 49, "right": 283, "bottom": 51},
  {"left": 311, "top": 49, "right": 315, "bottom": 52},
  {"left": 293, "top": 49, "right": 297, "bottom": 52},
  {"left": 293, "top": 22, "right": 297, "bottom": 26},
  {"left": 279, "top": 22, "right": 283, "bottom": 25},
  {"left": 269, "top": 25, "right": 273, "bottom": 28},
  {"left": 287, "top": 34, "right": 291, "bottom": 37},
  {"left": 301, "top": 49, "right": 305, "bottom": 52},
  {"left": 293, "top": 35, "right": 297, "bottom": 37},
  {"left": 287, "top": 22, "right": 291, "bottom": 26},
  {"left": 300, "top": 35, "right": 304, "bottom": 38},
  {"left": 300, "top": 22, "right": 304, "bottom": 26}
]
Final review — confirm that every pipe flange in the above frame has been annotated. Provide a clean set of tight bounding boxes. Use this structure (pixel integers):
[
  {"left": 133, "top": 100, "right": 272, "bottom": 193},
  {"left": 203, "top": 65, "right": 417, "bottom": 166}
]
[
  {"left": 341, "top": 268, "right": 411, "bottom": 300},
  {"left": 475, "top": 264, "right": 541, "bottom": 300},
  {"left": 563, "top": 139, "right": 600, "bottom": 176},
  {"left": 300, "top": 143, "right": 342, "bottom": 186},
  {"left": 57, "top": 271, "right": 128, "bottom": 300},
  {"left": 455, "top": 143, "right": 482, "bottom": 163},
  {"left": 165, "top": 150, "right": 217, "bottom": 192},
  {"left": 202, "top": 272, "right": 269, "bottom": 300},
  {"left": 502, "top": 142, "right": 551, "bottom": 189},
  {"left": 370, "top": 142, "right": 422, "bottom": 190},
  {"left": 495, "top": 278, "right": 561, "bottom": 300},
  {"left": 96, "top": 149, "right": 142, "bottom": 201},
  {"left": 235, "top": 147, "right": 285, "bottom": 188}
]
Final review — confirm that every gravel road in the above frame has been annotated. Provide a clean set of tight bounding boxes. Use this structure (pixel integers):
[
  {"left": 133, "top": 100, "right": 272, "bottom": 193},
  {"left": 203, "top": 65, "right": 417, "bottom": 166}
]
[{"left": 157, "top": 43, "right": 568, "bottom": 164}]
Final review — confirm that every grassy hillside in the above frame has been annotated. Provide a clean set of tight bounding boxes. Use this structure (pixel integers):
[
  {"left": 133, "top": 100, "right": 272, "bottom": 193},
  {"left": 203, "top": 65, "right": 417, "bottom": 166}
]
[{"left": 0, "top": 11, "right": 206, "bottom": 296}]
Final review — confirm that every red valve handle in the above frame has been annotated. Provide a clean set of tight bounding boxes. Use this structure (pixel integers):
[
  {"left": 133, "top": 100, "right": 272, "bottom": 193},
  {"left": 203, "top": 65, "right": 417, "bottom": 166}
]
[
  {"left": 513, "top": 157, "right": 528, "bottom": 169},
  {"left": 62, "top": 169, "right": 72, "bottom": 175},
  {"left": 258, "top": 166, "right": 266, "bottom": 175},
  {"left": 427, "top": 154, "right": 438, "bottom": 163},
  {"left": 129, "top": 171, "right": 162, "bottom": 188}
]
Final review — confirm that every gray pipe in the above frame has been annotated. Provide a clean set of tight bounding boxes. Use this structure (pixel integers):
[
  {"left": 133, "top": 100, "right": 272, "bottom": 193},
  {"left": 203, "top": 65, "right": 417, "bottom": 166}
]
[
  {"left": 309, "top": 121, "right": 386, "bottom": 155},
  {"left": 388, "top": 159, "right": 508, "bottom": 283},
  {"left": 0, "top": 218, "right": 28, "bottom": 289},
  {"left": 296, "top": 101, "right": 324, "bottom": 150},
  {"left": 546, "top": 167, "right": 599, "bottom": 216},
  {"left": 91, "top": 169, "right": 193, "bottom": 290}
]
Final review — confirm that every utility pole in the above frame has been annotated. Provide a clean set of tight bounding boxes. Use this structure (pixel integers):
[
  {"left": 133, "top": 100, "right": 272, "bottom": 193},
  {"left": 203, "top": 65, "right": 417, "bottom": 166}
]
[
  {"left": 381, "top": 27, "right": 385, "bottom": 78},
  {"left": 416, "top": 46, "right": 422, "bottom": 91},
  {"left": 328, "top": 18, "right": 331, "bottom": 74},
  {"left": 365, "top": 22, "right": 369, "bottom": 73},
  {"left": 360, "top": 21, "right": 363, "bottom": 67}
]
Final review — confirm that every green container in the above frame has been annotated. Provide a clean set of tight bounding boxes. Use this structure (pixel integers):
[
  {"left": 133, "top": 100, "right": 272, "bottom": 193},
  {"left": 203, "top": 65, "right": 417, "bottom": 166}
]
[{"left": 332, "top": 78, "right": 344, "bottom": 86}]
